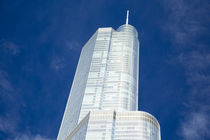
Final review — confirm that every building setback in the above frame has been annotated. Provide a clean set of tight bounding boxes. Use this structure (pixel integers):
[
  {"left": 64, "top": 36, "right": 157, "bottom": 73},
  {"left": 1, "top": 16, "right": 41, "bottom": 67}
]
[{"left": 57, "top": 11, "right": 161, "bottom": 140}]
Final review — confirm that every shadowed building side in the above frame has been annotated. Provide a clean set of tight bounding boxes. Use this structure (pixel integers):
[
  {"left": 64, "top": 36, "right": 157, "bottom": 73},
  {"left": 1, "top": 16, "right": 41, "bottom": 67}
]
[{"left": 57, "top": 32, "right": 98, "bottom": 140}]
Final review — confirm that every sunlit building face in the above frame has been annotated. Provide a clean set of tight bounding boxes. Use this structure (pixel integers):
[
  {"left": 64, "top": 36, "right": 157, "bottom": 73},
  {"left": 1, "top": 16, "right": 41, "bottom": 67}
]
[{"left": 79, "top": 24, "right": 139, "bottom": 121}]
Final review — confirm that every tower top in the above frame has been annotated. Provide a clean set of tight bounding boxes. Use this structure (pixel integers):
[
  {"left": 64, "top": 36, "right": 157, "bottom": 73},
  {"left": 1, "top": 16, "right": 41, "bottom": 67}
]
[{"left": 126, "top": 10, "right": 129, "bottom": 25}]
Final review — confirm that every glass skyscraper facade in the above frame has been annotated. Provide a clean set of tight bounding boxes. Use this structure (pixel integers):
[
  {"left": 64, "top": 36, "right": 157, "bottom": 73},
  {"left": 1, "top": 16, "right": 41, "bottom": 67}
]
[
  {"left": 79, "top": 24, "right": 139, "bottom": 121},
  {"left": 85, "top": 111, "right": 160, "bottom": 140},
  {"left": 57, "top": 11, "right": 161, "bottom": 140}
]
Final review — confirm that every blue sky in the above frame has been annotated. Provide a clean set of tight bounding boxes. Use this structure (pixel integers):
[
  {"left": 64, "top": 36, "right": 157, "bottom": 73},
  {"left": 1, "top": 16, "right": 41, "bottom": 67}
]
[{"left": 0, "top": 0, "right": 210, "bottom": 140}]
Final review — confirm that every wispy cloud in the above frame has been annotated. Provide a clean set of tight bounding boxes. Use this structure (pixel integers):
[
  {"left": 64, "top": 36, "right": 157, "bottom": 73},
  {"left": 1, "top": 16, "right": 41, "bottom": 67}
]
[
  {"left": 0, "top": 69, "right": 54, "bottom": 140},
  {"left": 0, "top": 70, "right": 19, "bottom": 139},
  {"left": 162, "top": 0, "right": 209, "bottom": 47},
  {"left": 181, "top": 111, "right": 210, "bottom": 140},
  {"left": 0, "top": 70, "right": 13, "bottom": 91},
  {"left": 161, "top": 0, "right": 210, "bottom": 139},
  {"left": 0, "top": 114, "right": 17, "bottom": 135},
  {"left": 178, "top": 51, "right": 210, "bottom": 139},
  {"left": 0, "top": 39, "right": 20, "bottom": 55},
  {"left": 0, "top": 101, "right": 54, "bottom": 140},
  {"left": 51, "top": 57, "right": 65, "bottom": 72},
  {"left": 65, "top": 41, "right": 80, "bottom": 51},
  {"left": 15, "top": 133, "right": 53, "bottom": 140}
]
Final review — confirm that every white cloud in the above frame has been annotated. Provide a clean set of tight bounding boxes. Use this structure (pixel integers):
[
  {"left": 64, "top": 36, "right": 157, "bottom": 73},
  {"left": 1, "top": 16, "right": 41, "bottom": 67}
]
[
  {"left": 161, "top": 0, "right": 209, "bottom": 47},
  {"left": 161, "top": 0, "right": 210, "bottom": 139},
  {"left": 0, "top": 116, "right": 54, "bottom": 140},
  {"left": 181, "top": 111, "right": 210, "bottom": 140},
  {"left": 15, "top": 134, "right": 53, "bottom": 140},
  {"left": 178, "top": 51, "right": 210, "bottom": 71},
  {"left": 177, "top": 51, "right": 210, "bottom": 107},
  {"left": 0, "top": 70, "right": 13, "bottom": 91},
  {"left": 65, "top": 41, "right": 80, "bottom": 51},
  {"left": 0, "top": 115, "right": 17, "bottom": 135},
  {"left": 51, "top": 57, "right": 65, "bottom": 71},
  {"left": 0, "top": 39, "right": 20, "bottom": 55},
  {"left": 0, "top": 70, "right": 54, "bottom": 140},
  {"left": 0, "top": 70, "right": 20, "bottom": 139}
]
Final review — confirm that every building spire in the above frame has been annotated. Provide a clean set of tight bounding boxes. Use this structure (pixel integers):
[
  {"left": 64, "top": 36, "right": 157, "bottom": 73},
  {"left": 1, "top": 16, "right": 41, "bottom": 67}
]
[{"left": 126, "top": 10, "right": 129, "bottom": 25}]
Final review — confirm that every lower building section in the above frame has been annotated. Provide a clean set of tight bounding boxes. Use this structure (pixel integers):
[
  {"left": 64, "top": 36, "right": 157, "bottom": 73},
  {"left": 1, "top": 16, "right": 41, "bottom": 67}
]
[
  {"left": 67, "top": 111, "right": 161, "bottom": 140},
  {"left": 65, "top": 113, "right": 90, "bottom": 140}
]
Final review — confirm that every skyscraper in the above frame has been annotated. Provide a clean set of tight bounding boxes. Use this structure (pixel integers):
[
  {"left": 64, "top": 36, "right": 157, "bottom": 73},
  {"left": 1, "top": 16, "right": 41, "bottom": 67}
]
[{"left": 57, "top": 11, "right": 161, "bottom": 140}]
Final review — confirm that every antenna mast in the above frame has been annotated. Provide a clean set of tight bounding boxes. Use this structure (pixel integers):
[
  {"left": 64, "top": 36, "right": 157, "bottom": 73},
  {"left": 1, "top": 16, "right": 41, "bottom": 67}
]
[{"left": 126, "top": 10, "right": 129, "bottom": 25}]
